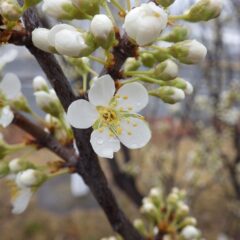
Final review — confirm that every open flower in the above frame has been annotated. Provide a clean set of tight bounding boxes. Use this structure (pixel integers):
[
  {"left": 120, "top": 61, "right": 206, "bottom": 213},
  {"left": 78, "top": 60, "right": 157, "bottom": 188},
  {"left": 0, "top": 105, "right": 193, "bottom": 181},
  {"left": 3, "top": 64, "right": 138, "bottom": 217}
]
[
  {"left": 0, "top": 73, "right": 21, "bottom": 127},
  {"left": 67, "top": 75, "right": 151, "bottom": 158}
]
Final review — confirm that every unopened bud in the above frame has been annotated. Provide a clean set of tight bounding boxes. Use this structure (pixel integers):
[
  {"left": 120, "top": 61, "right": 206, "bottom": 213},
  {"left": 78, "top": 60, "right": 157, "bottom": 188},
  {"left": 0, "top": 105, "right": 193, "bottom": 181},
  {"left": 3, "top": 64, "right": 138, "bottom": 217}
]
[
  {"left": 167, "top": 78, "right": 193, "bottom": 95},
  {"left": 32, "top": 28, "right": 56, "bottom": 53},
  {"left": 124, "top": 58, "right": 141, "bottom": 72},
  {"left": 9, "top": 158, "right": 26, "bottom": 173},
  {"left": 155, "top": 0, "right": 176, "bottom": 7},
  {"left": 34, "top": 90, "right": 63, "bottom": 117},
  {"left": 161, "top": 26, "right": 188, "bottom": 43},
  {"left": 72, "top": 0, "right": 100, "bottom": 18},
  {"left": 16, "top": 169, "right": 46, "bottom": 188},
  {"left": 181, "top": 217, "right": 197, "bottom": 227},
  {"left": 149, "top": 187, "right": 162, "bottom": 198},
  {"left": 154, "top": 59, "right": 178, "bottom": 81},
  {"left": 141, "top": 53, "right": 157, "bottom": 68},
  {"left": 33, "top": 76, "right": 49, "bottom": 92},
  {"left": 90, "top": 14, "right": 115, "bottom": 49},
  {"left": 184, "top": 0, "right": 222, "bottom": 22},
  {"left": 0, "top": 0, "right": 21, "bottom": 21},
  {"left": 181, "top": 226, "right": 200, "bottom": 239},
  {"left": 42, "top": 0, "right": 80, "bottom": 20},
  {"left": 170, "top": 40, "right": 207, "bottom": 64},
  {"left": 149, "top": 86, "right": 185, "bottom": 104},
  {"left": 133, "top": 219, "right": 146, "bottom": 236}
]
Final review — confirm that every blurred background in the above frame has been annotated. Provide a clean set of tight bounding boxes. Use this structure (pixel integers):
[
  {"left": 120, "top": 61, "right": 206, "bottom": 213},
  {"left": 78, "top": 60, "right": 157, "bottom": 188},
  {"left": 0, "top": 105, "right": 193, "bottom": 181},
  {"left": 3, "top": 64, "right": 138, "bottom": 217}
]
[{"left": 0, "top": 0, "right": 240, "bottom": 239}]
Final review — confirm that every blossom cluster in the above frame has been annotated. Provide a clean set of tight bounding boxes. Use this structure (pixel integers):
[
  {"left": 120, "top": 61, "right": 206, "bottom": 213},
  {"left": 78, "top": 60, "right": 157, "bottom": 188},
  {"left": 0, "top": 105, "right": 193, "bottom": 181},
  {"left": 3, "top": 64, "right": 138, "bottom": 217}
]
[
  {"left": 102, "top": 187, "right": 202, "bottom": 240},
  {"left": 0, "top": 0, "right": 222, "bottom": 216}
]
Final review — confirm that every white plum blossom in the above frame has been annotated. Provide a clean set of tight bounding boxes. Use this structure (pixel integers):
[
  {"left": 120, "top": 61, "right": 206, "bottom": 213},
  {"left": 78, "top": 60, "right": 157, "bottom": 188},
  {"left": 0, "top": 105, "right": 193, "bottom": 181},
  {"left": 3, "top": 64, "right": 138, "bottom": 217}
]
[
  {"left": 124, "top": 2, "right": 168, "bottom": 46},
  {"left": 0, "top": 73, "right": 22, "bottom": 127},
  {"left": 67, "top": 75, "right": 151, "bottom": 158}
]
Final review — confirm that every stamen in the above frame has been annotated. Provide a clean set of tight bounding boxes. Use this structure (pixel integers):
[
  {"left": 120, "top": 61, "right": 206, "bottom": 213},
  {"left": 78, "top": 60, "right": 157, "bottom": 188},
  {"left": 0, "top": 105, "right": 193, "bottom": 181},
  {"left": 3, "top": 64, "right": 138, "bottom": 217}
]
[{"left": 123, "top": 96, "right": 128, "bottom": 100}]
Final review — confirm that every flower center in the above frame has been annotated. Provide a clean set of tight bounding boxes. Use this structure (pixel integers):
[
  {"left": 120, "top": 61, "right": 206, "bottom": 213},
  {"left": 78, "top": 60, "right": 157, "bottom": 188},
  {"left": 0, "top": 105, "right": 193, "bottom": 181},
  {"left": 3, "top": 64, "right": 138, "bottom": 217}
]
[{"left": 98, "top": 107, "right": 118, "bottom": 125}]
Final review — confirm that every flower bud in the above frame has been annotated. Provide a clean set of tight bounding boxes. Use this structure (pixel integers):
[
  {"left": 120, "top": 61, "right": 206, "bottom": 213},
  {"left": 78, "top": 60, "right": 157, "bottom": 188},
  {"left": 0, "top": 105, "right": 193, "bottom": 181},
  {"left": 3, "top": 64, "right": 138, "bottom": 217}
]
[
  {"left": 153, "top": 48, "right": 171, "bottom": 62},
  {"left": 154, "top": 59, "right": 178, "bottom": 81},
  {"left": 124, "top": 2, "right": 168, "bottom": 46},
  {"left": 42, "top": 0, "right": 79, "bottom": 20},
  {"left": 34, "top": 91, "right": 62, "bottom": 117},
  {"left": 170, "top": 40, "right": 207, "bottom": 64},
  {"left": 12, "top": 95, "right": 32, "bottom": 113},
  {"left": 54, "top": 29, "right": 93, "bottom": 57},
  {"left": 0, "top": 0, "right": 21, "bottom": 21},
  {"left": 167, "top": 192, "right": 179, "bottom": 205},
  {"left": 141, "top": 53, "right": 157, "bottom": 68},
  {"left": 133, "top": 219, "right": 147, "bottom": 236},
  {"left": 124, "top": 58, "right": 141, "bottom": 72},
  {"left": 33, "top": 76, "right": 49, "bottom": 92},
  {"left": 90, "top": 14, "right": 115, "bottom": 49},
  {"left": 181, "top": 226, "right": 200, "bottom": 239},
  {"left": 176, "top": 202, "right": 190, "bottom": 217},
  {"left": 149, "top": 86, "right": 185, "bottom": 104},
  {"left": 141, "top": 201, "right": 158, "bottom": 218},
  {"left": 167, "top": 78, "right": 193, "bottom": 95},
  {"left": 9, "top": 158, "right": 28, "bottom": 173},
  {"left": 16, "top": 169, "right": 46, "bottom": 188},
  {"left": 184, "top": 0, "right": 222, "bottom": 22},
  {"left": 32, "top": 28, "right": 56, "bottom": 53},
  {"left": 156, "top": 0, "right": 176, "bottom": 8},
  {"left": 181, "top": 217, "right": 197, "bottom": 227},
  {"left": 161, "top": 26, "right": 188, "bottom": 43},
  {"left": 149, "top": 187, "right": 162, "bottom": 199},
  {"left": 71, "top": 0, "right": 100, "bottom": 18}
]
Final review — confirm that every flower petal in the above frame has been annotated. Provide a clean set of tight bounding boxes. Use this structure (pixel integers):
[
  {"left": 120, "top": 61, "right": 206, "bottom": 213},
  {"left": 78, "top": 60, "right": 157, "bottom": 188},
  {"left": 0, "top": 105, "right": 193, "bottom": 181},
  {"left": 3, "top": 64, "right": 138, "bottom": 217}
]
[
  {"left": 0, "top": 106, "right": 14, "bottom": 128},
  {"left": 88, "top": 75, "right": 115, "bottom": 106},
  {"left": 90, "top": 128, "right": 120, "bottom": 158},
  {"left": 67, "top": 99, "right": 98, "bottom": 129},
  {"left": 118, "top": 118, "right": 151, "bottom": 149},
  {"left": 11, "top": 187, "right": 33, "bottom": 214},
  {"left": 0, "top": 73, "right": 21, "bottom": 100},
  {"left": 116, "top": 82, "right": 148, "bottom": 112},
  {"left": 70, "top": 173, "right": 89, "bottom": 197}
]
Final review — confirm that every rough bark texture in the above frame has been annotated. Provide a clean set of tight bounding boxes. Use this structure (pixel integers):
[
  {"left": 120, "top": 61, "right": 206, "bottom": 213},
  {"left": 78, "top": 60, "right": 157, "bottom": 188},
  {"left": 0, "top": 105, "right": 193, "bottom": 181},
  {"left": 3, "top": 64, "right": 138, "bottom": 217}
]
[{"left": 14, "top": 2, "right": 144, "bottom": 239}]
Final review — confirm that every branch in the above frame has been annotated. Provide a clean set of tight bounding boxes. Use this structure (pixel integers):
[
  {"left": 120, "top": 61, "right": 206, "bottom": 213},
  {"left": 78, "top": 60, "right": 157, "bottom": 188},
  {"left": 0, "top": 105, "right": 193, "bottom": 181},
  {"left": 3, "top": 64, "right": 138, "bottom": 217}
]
[
  {"left": 16, "top": 4, "right": 143, "bottom": 239},
  {"left": 13, "top": 111, "right": 77, "bottom": 165}
]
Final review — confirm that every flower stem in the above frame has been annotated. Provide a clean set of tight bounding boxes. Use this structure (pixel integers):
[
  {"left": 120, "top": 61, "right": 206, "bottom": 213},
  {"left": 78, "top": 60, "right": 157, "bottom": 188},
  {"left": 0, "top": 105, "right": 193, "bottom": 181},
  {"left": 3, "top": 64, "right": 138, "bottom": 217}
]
[
  {"left": 88, "top": 55, "right": 106, "bottom": 65},
  {"left": 111, "top": 0, "right": 126, "bottom": 14},
  {"left": 83, "top": 74, "right": 88, "bottom": 92},
  {"left": 126, "top": 0, "right": 131, "bottom": 11},
  {"left": 102, "top": 1, "right": 116, "bottom": 25}
]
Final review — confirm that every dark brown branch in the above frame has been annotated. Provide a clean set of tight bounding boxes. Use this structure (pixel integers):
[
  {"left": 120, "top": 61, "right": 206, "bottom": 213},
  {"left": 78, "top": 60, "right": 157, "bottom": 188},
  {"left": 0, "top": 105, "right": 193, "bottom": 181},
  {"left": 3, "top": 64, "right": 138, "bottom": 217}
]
[
  {"left": 17, "top": 4, "right": 143, "bottom": 239},
  {"left": 13, "top": 111, "right": 77, "bottom": 165}
]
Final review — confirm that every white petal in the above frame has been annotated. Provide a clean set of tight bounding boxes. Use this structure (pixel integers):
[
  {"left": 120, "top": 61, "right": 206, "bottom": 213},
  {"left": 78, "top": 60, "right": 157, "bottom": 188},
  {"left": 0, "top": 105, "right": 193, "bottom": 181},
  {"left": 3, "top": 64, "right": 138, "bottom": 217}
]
[
  {"left": 66, "top": 99, "right": 98, "bottom": 129},
  {"left": 119, "top": 118, "right": 151, "bottom": 149},
  {"left": 0, "top": 73, "right": 21, "bottom": 99},
  {"left": 116, "top": 83, "right": 148, "bottom": 112},
  {"left": 90, "top": 128, "right": 120, "bottom": 158},
  {"left": 48, "top": 24, "right": 76, "bottom": 47},
  {"left": 11, "top": 187, "right": 33, "bottom": 214},
  {"left": 70, "top": 173, "right": 89, "bottom": 197},
  {"left": 0, "top": 106, "right": 14, "bottom": 127},
  {"left": 88, "top": 75, "right": 115, "bottom": 107}
]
